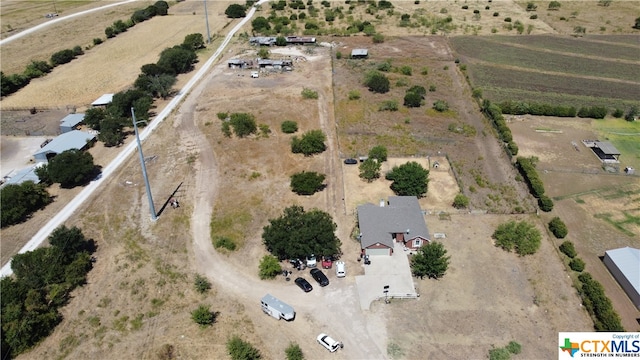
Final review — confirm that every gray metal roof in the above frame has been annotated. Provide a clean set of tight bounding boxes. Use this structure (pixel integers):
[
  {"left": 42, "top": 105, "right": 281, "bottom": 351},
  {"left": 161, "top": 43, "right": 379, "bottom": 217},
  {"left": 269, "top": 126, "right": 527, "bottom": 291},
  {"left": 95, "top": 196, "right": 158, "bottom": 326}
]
[
  {"left": 357, "top": 196, "right": 429, "bottom": 249},
  {"left": 3, "top": 165, "right": 41, "bottom": 186},
  {"left": 91, "top": 93, "right": 113, "bottom": 106},
  {"left": 594, "top": 141, "right": 620, "bottom": 155},
  {"left": 60, "top": 113, "right": 85, "bottom": 128},
  {"left": 605, "top": 247, "right": 640, "bottom": 294},
  {"left": 33, "top": 130, "right": 96, "bottom": 160},
  {"left": 351, "top": 49, "right": 368, "bottom": 56}
]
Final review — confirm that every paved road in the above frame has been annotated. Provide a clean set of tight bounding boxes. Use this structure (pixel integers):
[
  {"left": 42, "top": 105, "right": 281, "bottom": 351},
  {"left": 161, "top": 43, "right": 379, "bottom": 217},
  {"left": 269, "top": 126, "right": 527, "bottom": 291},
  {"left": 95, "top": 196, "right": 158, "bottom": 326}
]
[
  {"left": 0, "top": 0, "right": 139, "bottom": 47},
  {"left": 0, "top": 1, "right": 266, "bottom": 278}
]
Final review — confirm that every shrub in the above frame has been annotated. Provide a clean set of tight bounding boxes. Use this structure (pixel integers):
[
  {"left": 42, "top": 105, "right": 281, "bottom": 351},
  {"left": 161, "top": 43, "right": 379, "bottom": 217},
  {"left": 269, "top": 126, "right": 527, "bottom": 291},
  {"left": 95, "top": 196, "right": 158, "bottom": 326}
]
[
  {"left": 578, "top": 106, "right": 608, "bottom": 119},
  {"left": 336, "top": 51, "right": 342, "bottom": 59},
  {"left": 515, "top": 156, "right": 545, "bottom": 198},
  {"left": 369, "top": 145, "right": 388, "bottom": 162},
  {"left": 612, "top": 108, "right": 624, "bottom": 118},
  {"left": 377, "top": 61, "right": 392, "bottom": 72},
  {"left": 348, "top": 90, "right": 361, "bottom": 100},
  {"left": 281, "top": 120, "right": 298, "bottom": 133},
  {"left": 548, "top": 217, "right": 568, "bottom": 238},
  {"left": 432, "top": 100, "right": 449, "bottom": 112},
  {"left": 50, "top": 49, "right": 75, "bottom": 66},
  {"left": 538, "top": 195, "right": 554, "bottom": 212},
  {"left": 24, "top": 60, "right": 52, "bottom": 79},
  {"left": 291, "top": 129, "right": 327, "bottom": 156},
  {"left": 225, "top": 4, "right": 247, "bottom": 18},
  {"left": 462, "top": 5, "right": 469, "bottom": 9},
  {"left": 93, "top": 38, "right": 103, "bottom": 45},
  {"left": 577, "top": 272, "right": 624, "bottom": 331},
  {"left": 507, "top": 141, "right": 519, "bottom": 156},
  {"left": 429, "top": 84, "right": 436, "bottom": 92},
  {"left": 228, "top": 113, "right": 257, "bottom": 137},
  {"left": 559, "top": 241, "right": 577, "bottom": 258},
  {"left": 227, "top": 336, "right": 262, "bottom": 360},
  {"left": 452, "top": 194, "right": 469, "bottom": 209},
  {"left": 259, "top": 255, "right": 282, "bottom": 279},
  {"left": 301, "top": 88, "right": 318, "bottom": 99},
  {"left": 379, "top": 100, "right": 398, "bottom": 111},
  {"left": 364, "top": 70, "right": 390, "bottom": 93},
  {"left": 213, "top": 236, "right": 237, "bottom": 251},
  {"left": 194, "top": 274, "right": 212, "bottom": 294},
  {"left": 506, "top": 341, "right": 522, "bottom": 355},
  {"left": 530, "top": 14, "right": 538, "bottom": 19},
  {"left": 285, "top": 343, "right": 304, "bottom": 360},
  {"left": 372, "top": 33, "right": 384, "bottom": 43},
  {"left": 191, "top": 305, "right": 216, "bottom": 327},
  {"left": 403, "top": 92, "right": 422, "bottom": 108},
  {"left": 569, "top": 258, "right": 585, "bottom": 272},
  {"left": 399, "top": 65, "right": 412, "bottom": 76},
  {"left": 493, "top": 12, "right": 499, "bottom": 16},
  {"left": 625, "top": 106, "right": 638, "bottom": 121},
  {"left": 504, "top": 17, "right": 512, "bottom": 22},
  {"left": 492, "top": 220, "right": 541, "bottom": 256},
  {"left": 473, "top": 9, "right": 480, "bottom": 14},
  {"left": 290, "top": 171, "right": 326, "bottom": 195}
]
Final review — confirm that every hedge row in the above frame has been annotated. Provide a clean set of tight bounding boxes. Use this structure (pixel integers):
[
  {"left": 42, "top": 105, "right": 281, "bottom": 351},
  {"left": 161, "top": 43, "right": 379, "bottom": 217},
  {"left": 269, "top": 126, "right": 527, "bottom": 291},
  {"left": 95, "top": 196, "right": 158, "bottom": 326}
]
[
  {"left": 515, "top": 156, "right": 553, "bottom": 212},
  {"left": 578, "top": 273, "right": 625, "bottom": 331},
  {"left": 499, "top": 100, "right": 577, "bottom": 117},
  {"left": 481, "top": 100, "right": 519, "bottom": 156}
]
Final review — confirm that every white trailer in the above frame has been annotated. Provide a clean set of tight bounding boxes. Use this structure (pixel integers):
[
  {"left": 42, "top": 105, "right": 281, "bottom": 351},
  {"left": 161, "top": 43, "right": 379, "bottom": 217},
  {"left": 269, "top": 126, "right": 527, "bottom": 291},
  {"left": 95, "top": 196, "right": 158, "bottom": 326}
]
[{"left": 261, "top": 294, "right": 295, "bottom": 321}]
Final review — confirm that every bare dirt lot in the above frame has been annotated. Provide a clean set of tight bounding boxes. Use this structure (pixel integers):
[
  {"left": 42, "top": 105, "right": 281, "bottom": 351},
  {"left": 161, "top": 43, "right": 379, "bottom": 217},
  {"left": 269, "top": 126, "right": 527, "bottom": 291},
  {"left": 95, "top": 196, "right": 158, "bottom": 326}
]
[{"left": 2, "top": 1, "right": 637, "bottom": 359}]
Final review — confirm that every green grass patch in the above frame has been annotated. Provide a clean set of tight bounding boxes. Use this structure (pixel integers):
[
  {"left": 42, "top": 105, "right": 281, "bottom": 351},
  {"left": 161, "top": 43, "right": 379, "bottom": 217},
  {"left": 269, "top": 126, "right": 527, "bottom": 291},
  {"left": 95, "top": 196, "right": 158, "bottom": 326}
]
[
  {"left": 209, "top": 209, "right": 252, "bottom": 250},
  {"left": 593, "top": 118, "right": 640, "bottom": 169},
  {"left": 594, "top": 213, "right": 637, "bottom": 237}
]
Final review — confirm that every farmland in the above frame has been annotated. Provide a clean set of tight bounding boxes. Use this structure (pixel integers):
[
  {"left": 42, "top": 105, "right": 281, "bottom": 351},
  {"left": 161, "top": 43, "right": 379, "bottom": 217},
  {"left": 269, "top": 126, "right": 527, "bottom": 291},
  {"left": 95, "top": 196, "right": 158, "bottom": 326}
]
[{"left": 450, "top": 35, "right": 640, "bottom": 109}]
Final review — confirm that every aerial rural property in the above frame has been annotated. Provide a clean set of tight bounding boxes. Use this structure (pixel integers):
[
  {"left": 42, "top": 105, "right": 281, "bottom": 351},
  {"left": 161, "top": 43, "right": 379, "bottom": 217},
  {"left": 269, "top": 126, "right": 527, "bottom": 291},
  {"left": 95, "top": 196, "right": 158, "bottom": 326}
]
[{"left": 1, "top": 0, "right": 639, "bottom": 359}]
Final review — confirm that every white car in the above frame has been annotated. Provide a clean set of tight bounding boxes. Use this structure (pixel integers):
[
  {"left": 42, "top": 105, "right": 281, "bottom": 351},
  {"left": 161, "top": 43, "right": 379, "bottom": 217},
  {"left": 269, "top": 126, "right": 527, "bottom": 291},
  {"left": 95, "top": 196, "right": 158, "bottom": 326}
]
[
  {"left": 335, "top": 261, "right": 346, "bottom": 278},
  {"left": 250, "top": 71, "right": 259, "bottom": 78},
  {"left": 306, "top": 254, "right": 317, "bottom": 268},
  {"left": 317, "top": 333, "right": 343, "bottom": 352}
]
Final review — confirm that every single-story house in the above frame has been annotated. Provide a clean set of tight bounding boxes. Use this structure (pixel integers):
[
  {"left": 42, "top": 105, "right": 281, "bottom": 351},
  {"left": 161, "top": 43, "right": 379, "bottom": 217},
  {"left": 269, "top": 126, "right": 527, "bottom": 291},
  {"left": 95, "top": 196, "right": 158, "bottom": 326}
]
[
  {"left": 91, "top": 93, "right": 114, "bottom": 107},
  {"left": 60, "top": 113, "right": 85, "bottom": 133},
  {"left": 603, "top": 247, "right": 640, "bottom": 309},
  {"left": 357, "top": 196, "right": 430, "bottom": 256},
  {"left": 33, "top": 130, "right": 96, "bottom": 163},
  {"left": 351, "top": 49, "right": 368, "bottom": 59}
]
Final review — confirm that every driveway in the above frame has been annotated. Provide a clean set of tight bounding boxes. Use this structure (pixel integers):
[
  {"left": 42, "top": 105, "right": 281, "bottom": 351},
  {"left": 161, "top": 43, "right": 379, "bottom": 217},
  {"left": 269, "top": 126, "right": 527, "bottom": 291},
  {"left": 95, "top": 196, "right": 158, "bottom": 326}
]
[{"left": 356, "top": 242, "right": 418, "bottom": 310}]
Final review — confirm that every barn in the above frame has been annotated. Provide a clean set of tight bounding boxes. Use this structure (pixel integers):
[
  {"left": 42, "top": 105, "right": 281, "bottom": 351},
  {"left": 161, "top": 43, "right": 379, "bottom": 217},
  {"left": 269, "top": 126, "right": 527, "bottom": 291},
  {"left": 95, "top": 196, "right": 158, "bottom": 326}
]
[
  {"left": 357, "top": 196, "right": 430, "bottom": 256},
  {"left": 59, "top": 113, "right": 85, "bottom": 133},
  {"left": 603, "top": 247, "right": 640, "bottom": 310},
  {"left": 33, "top": 130, "right": 96, "bottom": 163}
]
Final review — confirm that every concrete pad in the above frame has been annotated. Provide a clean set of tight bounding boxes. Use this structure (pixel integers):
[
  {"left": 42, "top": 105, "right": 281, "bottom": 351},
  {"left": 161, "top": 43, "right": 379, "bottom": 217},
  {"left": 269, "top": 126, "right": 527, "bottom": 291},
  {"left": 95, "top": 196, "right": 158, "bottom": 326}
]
[
  {"left": 1, "top": 136, "right": 48, "bottom": 178},
  {"left": 355, "top": 242, "right": 418, "bottom": 310}
]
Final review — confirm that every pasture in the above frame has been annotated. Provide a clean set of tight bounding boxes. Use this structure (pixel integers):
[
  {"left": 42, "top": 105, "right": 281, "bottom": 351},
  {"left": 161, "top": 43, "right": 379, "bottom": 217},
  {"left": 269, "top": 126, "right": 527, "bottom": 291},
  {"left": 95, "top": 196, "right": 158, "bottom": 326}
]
[{"left": 450, "top": 35, "right": 640, "bottom": 110}]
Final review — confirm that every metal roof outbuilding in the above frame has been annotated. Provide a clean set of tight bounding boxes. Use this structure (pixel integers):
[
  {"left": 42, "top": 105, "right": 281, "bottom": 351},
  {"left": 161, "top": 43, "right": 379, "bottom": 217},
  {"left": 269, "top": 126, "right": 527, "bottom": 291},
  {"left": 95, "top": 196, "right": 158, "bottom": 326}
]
[
  {"left": 603, "top": 247, "right": 640, "bottom": 309},
  {"left": 33, "top": 130, "right": 96, "bottom": 163}
]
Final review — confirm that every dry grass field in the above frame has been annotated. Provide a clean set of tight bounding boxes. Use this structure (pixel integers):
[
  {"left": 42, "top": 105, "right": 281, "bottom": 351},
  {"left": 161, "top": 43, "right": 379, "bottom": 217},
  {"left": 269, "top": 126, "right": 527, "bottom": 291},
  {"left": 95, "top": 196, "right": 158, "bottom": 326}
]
[{"left": 2, "top": 0, "right": 639, "bottom": 359}]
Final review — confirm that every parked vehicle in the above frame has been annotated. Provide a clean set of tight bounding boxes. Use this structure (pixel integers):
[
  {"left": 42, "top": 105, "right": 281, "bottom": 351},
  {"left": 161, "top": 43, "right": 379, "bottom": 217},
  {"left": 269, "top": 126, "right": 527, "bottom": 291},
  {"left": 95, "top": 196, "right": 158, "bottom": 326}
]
[
  {"left": 310, "top": 268, "right": 329, "bottom": 287},
  {"left": 251, "top": 71, "right": 259, "bottom": 78},
  {"left": 322, "top": 256, "right": 333, "bottom": 269},
  {"left": 290, "top": 258, "right": 306, "bottom": 271},
  {"left": 335, "top": 261, "right": 346, "bottom": 278},
  {"left": 260, "top": 294, "right": 295, "bottom": 321},
  {"left": 344, "top": 158, "right": 357, "bottom": 165},
  {"left": 317, "top": 333, "right": 343, "bottom": 352},
  {"left": 294, "top": 277, "right": 313, "bottom": 292},
  {"left": 306, "top": 254, "right": 317, "bottom": 268}
]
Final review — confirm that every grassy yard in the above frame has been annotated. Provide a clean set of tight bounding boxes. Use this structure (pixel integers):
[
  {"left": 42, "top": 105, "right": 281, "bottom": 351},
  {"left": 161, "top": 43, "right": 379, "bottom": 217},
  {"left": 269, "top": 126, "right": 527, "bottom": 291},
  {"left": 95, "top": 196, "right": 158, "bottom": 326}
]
[{"left": 593, "top": 118, "right": 640, "bottom": 170}]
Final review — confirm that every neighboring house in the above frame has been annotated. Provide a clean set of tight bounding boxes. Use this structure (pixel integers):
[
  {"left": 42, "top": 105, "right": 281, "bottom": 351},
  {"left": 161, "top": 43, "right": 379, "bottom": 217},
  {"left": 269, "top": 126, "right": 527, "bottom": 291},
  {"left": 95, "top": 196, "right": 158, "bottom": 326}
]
[
  {"left": 91, "top": 93, "right": 114, "bottom": 107},
  {"left": 603, "top": 247, "right": 640, "bottom": 310},
  {"left": 249, "top": 36, "right": 276, "bottom": 46},
  {"left": 33, "top": 130, "right": 96, "bottom": 163},
  {"left": 60, "top": 113, "right": 85, "bottom": 133},
  {"left": 351, "top": 49, "right": 368, "bottom": 59},
  {"left": 357, "top": 196, "right": 430, "bottom": 256}
]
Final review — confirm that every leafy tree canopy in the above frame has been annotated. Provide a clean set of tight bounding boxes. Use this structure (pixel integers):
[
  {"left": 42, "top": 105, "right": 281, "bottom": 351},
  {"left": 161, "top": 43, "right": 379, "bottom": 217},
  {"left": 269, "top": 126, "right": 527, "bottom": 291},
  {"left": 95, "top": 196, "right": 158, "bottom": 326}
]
[
  {"left": 404, "top": 91, "right": 422, "bottom": 108},
  {"left": 259, "top": 255, "right": 282, "bottom": 279},
  {"left": 452, "top": 194, "right": 469, "bottom": 209},
  {"left": 291, "top": 129, "right": 326, "bottom": 156},
  {"left": 227, "top": 336, "right": 261, "bottom": 360},
  {"left": 290, "top": 171, "right": 326, "bottom": 195},
  {"left": 182, "top": 33, "right": 206, "bottom": 51},
  {"left": 368, "top": 145, "right": 388, "bottom": 162},
  {"left": 492, "top": 220, "right": 541, "bottom": 256},
  {"left": 46, "top": 149, "right": 96, "bottom": 188},
  {"left": 229, "top": 112, "right": 257, "bottom": 137},
  {"left": 548, "top": 217, "right": 568, "bottom": 239},
  {"left": 0, "top": 181, "right": 52, "bottom": 227},
  {"left": 252, "top": 16, "right": 271, "bottom": 32},
  {"left": 385, "top": 161, "right": 429, "bottom": 198},
  {"left": 410, "top": 241, "right": 450, "bottom": 279},
  {"left": 281, "top": 120, "right": 298, "bottom": 133},
  {"left": 191, "top": 304, "right": 216, "bottom": 327},
  {"left": 364, "top": 70, "right": 390, "bottom": 93},
  {"left": 225, "top": 4, "right": 247, "bottom": 18},
  {"left": 262, "top": 205, "right": 341, "bottom": 260},
  {"left": 157, "top": 46, "right": 197, "bottom": 74},
  {"left": 359, "top": 158, "right": 381, "bottom": 182}
]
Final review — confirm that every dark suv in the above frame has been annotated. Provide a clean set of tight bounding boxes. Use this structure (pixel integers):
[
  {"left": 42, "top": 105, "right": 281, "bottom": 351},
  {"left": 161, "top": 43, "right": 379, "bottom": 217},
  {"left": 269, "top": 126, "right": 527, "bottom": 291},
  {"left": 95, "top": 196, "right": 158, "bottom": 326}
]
[
  {"left": 294, "top": 277, "right": 313, "bottom": 292},
  {"left": 310, "top": 268, "right": 329, "bottom": 287}
]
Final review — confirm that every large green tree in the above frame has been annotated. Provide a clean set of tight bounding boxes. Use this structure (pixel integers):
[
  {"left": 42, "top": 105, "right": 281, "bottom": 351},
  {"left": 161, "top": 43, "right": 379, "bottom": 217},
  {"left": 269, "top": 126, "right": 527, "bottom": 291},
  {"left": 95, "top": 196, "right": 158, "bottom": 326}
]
[
  {"left": 364, "top": 70, "right": 390, "bottom": 93},
  {"left": 0, "top": 181, "right": 52, "bottom": 227},
  {"left": 291, "top": 129, "right": 326, "bottom": 156},
  {"left": 157, "top": 46, "right": 197, "bottom": 74},
  {"left": 290, "top": 171, "right": 326, "bottom": 195},
  {"left": 368, "top": 145, "right": 387, "bottom": 162},
  {"left": 385, "top": 161, "right": 429, "bottom": 197},
  {"left": 492, "top": 220, "right": 541, "bottom": 256},
  {"left": 225, "top": 4, "right": 247, "bottom": 18},
  {"left": 182, "top": 33, "right": 205, "bottom": 50},
  {"left": 46, "top": 149, "right": 96, "bottom": 188},
  {"left": 410, "top": 241, "right": 450, "bottom": 279},
  {"left": 262, "top": 205, "right": 341, "bottom": 260}
]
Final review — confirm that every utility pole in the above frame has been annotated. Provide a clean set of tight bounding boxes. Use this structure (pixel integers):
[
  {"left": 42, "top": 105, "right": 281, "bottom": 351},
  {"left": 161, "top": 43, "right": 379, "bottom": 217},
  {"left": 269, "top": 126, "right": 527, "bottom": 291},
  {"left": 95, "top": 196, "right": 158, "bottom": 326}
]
[
  {"left": 52, "top": 0, "right": 58, "bottom": 13},
  {"left": 203, "top": 0, "right": 211, "bottom": 43},
  {"left": 132, "top": 107, "right": 157, "bottom": 221}
]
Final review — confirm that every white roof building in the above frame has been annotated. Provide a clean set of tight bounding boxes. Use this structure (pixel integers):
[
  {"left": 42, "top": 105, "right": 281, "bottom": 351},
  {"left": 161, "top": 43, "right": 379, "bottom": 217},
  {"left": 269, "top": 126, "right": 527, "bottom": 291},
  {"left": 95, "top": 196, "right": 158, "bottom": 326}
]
[
  {"left": 603, "top": 247, "right": 640, "bottom": 309},
  {"left": 33, "top": 130, "right": 96, "bottom": 163}
]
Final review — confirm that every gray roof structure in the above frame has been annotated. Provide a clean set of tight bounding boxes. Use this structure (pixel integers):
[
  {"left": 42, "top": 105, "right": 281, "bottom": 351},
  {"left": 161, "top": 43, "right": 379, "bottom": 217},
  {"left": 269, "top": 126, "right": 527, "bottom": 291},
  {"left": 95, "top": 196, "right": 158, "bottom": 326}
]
[
  {"left": 60, "top": 113, "right": 85, "bottom": 129},
  {"left": 594, "top": 141, "right": 621, "bottom": 155},
  {"left": 3, "top": 165, "right": 41, "bottom": 186},
  {"left": 357, "top": 196, "right": 429, "bottom": 249},
  {"left": 91, "top": 93, "right": 114, "bottom": 106},
  {"left": 33, "top": 130, "right": 96, "bottom": 162},
  {"left": 351, "top": 48, "right": 368, "bottom": 57},
  {"left": 604, "top": 247, "right": 639, "bottom": 301}
]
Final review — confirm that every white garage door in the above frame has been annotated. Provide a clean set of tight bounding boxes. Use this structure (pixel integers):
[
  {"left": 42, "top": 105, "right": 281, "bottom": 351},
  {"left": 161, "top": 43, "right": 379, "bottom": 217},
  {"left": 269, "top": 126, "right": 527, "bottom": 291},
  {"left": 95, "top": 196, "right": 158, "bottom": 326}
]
[{"left": 366, "top": 248, "right": 390, "bottom": 256}]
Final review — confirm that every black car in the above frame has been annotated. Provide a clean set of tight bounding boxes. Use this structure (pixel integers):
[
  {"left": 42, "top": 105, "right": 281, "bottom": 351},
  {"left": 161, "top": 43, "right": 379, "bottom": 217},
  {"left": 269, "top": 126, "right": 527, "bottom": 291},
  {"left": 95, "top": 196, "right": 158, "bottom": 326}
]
[
  {"left": 310, "top": 268, "right": 329, "bottom": 287},
  {"left": 344, "top": 158, "right": 357, "bottom": 165},
  {"left": 294, "top": 277, "right": 313, "bottom": 292}
]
